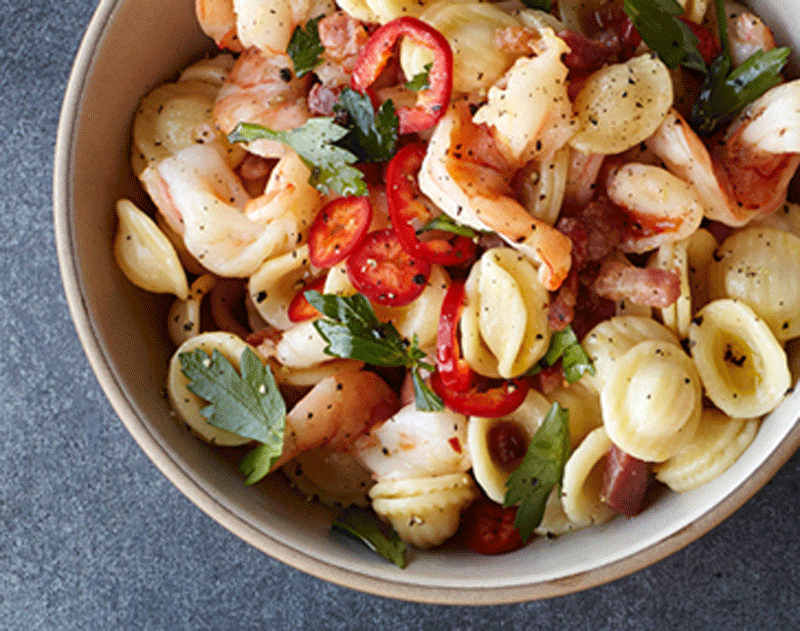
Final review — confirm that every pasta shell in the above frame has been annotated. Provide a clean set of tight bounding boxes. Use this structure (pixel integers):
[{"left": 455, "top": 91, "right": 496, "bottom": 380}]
[
  {"left": 336, "top": 0, "right": 380, "bottom": 22},
  {"left": 461, "top": 248, "right": 551, "bottom": 379},
  {"left": 516, "top": 146, "right": 570, "bottom": 226},
  {"left": 546, "top": 380, "right": 603, "bottom": 450},
  {"left": 114, "top": 199, "right": 189, "bottom": 299},
  {"left": 468, "top": 390, "right": 553, "bottom": 502},
  {"left": 535, "top": 488, "right": 577, "bottom": 538},
  {"left": 685, "top": 227, "right": 718, "bottom": 313},
  {"left": 688, "top": 299, "right": 790, "bottom": 417},
  {"left": 654, "top": 410, "right": 759, "bottom": 492},
  {"left": 132, "top": 76, "right": 235, "bottom": 175},
  {"left": 370, "top": 473, "right": 478, "bottom": 548},
  {"left": 569, "top": 54, "right": 673, "bottom": 155},
  {"left": 167, "top": 274, "right": 216, "bottom": 346},
  {"left": 178, "top": 54, "right": 236, "bottom": 87},
  {"left": 365, "top": 0, "right": 439, "bottom": 22},
  {"left": 601, "top": 340, "right": 702, "bottom": 462},
  {"left": 400, "top": 2, "right": 519, "bottom": 94},
  {"left": 282, "top": 446, "right": 374, "bottom": 507},
  {"left": 708, "top": 227, "right": 800, "bottom": 342},
  {"left": 649, "top": 236, "right": 692, "bottom": 337},
  {"left": 248, "top": 244, "right": 319, "bottom": 331},
  {"left": 561, "top": 427, "right": 616, "bottom": 527},
  {"left": 753, "top": 201, "right": 800, "bottom": 237},
  {"left": 581, "top": 315, "right": 680, "bottom": 393},
  {"left": 166, "top": 331, "right": 257, "bottom": 447}
]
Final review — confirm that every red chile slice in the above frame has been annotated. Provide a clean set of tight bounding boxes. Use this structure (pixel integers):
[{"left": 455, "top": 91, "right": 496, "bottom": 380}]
[{"left": 601, "top": 444, "right": 649, "bottom": 517}]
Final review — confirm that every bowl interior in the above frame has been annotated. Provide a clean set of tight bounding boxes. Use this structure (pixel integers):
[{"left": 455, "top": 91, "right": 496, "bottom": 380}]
[{"left": 54, "top": 0, "right": 800, "bottom": 603}]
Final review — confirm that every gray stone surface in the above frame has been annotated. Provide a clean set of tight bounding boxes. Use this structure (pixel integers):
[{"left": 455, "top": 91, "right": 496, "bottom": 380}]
[{"left": 1, "top": 0, "right": 799, "bottom": 628}]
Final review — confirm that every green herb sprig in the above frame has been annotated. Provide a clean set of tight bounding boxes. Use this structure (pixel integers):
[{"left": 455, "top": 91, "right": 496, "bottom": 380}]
[
  {"left": 179, "top": 347, "right": 286, "bottom": 485},
  {"left": 334, "top": 88, "right": 399, "bottom": 163},
  {"left": 287, "top": 16, "right": 325, "bottom": 77},
  {"left": 525, "top": 326, "right": 595, "bottom": 384},
  {"left": 503, "top": 402, "right": 570, "bottom": 542},
  {"left": 688, "top": 0, "right": 789, "bottom": 135},
  {"left": 332, "top": 507, "right": 409, "bottom": 568},
  {"left": 304, "top": 291, "right": 443, "bottom": 412},
  {"left": 623, "top": 0, "right": 706, "bottom": 72},
  {"left": 228, "top": 119, "right": 368, "bottom": 197}
]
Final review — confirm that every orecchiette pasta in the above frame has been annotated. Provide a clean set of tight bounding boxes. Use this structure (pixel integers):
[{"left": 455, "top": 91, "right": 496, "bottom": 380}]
[
  {"left": 166, "top": 331, "right": 256, "bottom": 447},
  {"left": 654, "top": 410, "right": 760, "bottom": 492},
  {"left": 516, "top": 146, "right": 570, "bottom": 226},
  {"left": 649, "top": 236, "right": 692, "bottom": 337},
  {"left": 114, "top": 199, "right": 189, "bottom": 299},
  {"left": 569, "top": 54, "right": 674, "bottom": 155},
  {"left": 248, "top": 244, "right": 319, "bottom": 331},
  {"left": 468, "top": 390, "right": 553, "bottom": 503},
  {"left": 560, "top": 427, "right": 617, "bottom": 527},
  {"left": 461, "top": 248, "right": 551, "bottom": 379},
  {"left": 546, "top": 380, "right": 603, "bottom": 450},
  {"left": 688, "top": 299, "right": 790, "bottom": 418},
  {"left": 601, "top": 340, "right": 702, "bottom": 462},
  {"left": 685, "top": 227, "right": 718, "bottom": 314},
  {"left": 708, "top": 227, "right": 800, "bottom": 342},
  {"left": 534, "top": 489, "right": 576, "bottom": 538},
  {"left": 369, "top": 473, "right": 478, "bottom": 548},
  {"left": 400, "top": 1, "right": 520, "bottom": 94},
  {"left": 168, "top": 273, "right": 216, "bottom": 346},
  {"left": 581, "top": 315, "right": 680, "bottom": 393}
]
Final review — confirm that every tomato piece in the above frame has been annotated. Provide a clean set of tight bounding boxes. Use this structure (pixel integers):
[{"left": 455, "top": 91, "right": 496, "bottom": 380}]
[
  {"left": 387, "top": 144, "right": 476, "bottom": 266},
  {"left": 461, "top": 497, "right": 525, "bottom": 555},
  {"left": 346, "top": 229, "right": 431, "bottom": 306},
  {"left": 351, "top": 17, "right": 453, "bottom": 134},
  {"left": 430, "top": 372, "right": 529, "bottom": 418},
  {"left": 287, "top": 275, "right": 327, "bottom": 323},
  {"left": 435, "top": 280, "right": 473, "bottom": 392},
  {"left": 679, "top": 18, "right": 721, "bottom": 66},
  {"left": 308, "top": 196, "right": 373, "bottom": 269}
]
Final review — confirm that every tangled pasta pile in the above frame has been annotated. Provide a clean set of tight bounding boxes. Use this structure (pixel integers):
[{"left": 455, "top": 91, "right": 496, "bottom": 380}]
[{"left": 114, "top": 0, "right": 800, "bottom": 560}]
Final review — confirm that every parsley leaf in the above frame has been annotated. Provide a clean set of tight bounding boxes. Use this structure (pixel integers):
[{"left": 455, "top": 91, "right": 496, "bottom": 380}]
[
  {"left": 228, "top": 120, "right": 368, "bottom": 197},
  {"left": 287, "top": 16, "right": 324, "bottom": 78},
  {"left": 332, "top": 507, "right": 408, "bottom": 568},
  {"left": 623, "top": 0, "right": 706, "bottom": 72},
  {"left": 404, "top": 63, "right": 432, "bottom": 91},
  {"left": 179, "top": 347, "right": 286, "bottom": 485},
  {"left": 524, "top": 326, "right": 595, "bottom": 384},
  {"left": 334, "top": 88, "right": 399, "bottom": 163},
  {"left": 416, "top": 214, "right": 480, "bottom": 239},
  {"left": 504, "top": 402, "right": 570, "bottom": 542},
  {"left": 689, "top": 48, "right": 789, "bottom": 136},
  {"left": 305, "top": 291, "right": 444, "bottom": 411}
]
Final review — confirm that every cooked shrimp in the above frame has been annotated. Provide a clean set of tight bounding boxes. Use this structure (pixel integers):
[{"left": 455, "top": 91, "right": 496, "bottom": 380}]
[
  {"left": 473, "top": 26, "right": 574, "bottom": 166},
  {"left": 563, "top": 147, "right": 604, "bottom": 207},
  {"left": 352, "top": 402, "right": 471, "bottom": 482},
  {"left": 419, "top": 100, "right": 572, "bottom": 290},
  {"left": 724, "top": 0, "right": 776, "bottom": 67},
  {"left": 195, "top": 0, "right": 242, "bottom": 52},
  {"left": 273, "top": 369, "right": 400, "bottom": 471},
  {"left": 139, "top": 142, "right": 316, "bottom": 277},
  {"left": 646, "top": 85, "right": 800, "bottom": 226},
  {"left": 213, "top": 47, "right": 312, "bottom": 159},
  {"left": 233, "top": 0, "right": 334, "bottom": 54}
]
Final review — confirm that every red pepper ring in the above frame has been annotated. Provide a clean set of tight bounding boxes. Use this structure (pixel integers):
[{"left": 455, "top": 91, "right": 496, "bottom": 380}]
[
  {"left": 351, "top": 17, "right": 453, "bottom": 134},
  {"left": 430, "top": 372, "right": 530, "bottom": 418},
  {"left": 435, "top": 280, "right": 473, "bottom": 392},
  {"left": 387, "top": 143, "right": 476, "bottom": 266},
  {"left": 287, "top": 275, "right": 327, "bottom": 323}
]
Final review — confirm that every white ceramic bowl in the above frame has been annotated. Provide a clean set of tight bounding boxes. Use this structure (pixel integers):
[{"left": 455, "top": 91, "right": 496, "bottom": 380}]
[{"left": 54, "top": 0, "right": 800, "bottom": 603}]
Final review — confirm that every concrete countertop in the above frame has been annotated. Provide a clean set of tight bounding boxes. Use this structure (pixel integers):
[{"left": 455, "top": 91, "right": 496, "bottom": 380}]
[{"left": 2, "top": 0, "right": 798, "bottom": 627}]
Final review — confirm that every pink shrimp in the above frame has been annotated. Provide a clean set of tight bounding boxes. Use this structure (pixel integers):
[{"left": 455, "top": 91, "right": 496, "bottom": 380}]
[{"left": 419, "top": 100, "right": 572, "bottom": 290}]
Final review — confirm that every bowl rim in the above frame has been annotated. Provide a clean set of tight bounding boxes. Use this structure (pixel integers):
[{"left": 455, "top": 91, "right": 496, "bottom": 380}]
[{"left": 53, "top": 0, "right": 800, "bottom": 605}]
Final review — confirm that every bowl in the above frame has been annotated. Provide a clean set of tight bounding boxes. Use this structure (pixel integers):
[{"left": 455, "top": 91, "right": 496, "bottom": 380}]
[{"left": 54, "top": 0, "right": 800, "bottom": 603}]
